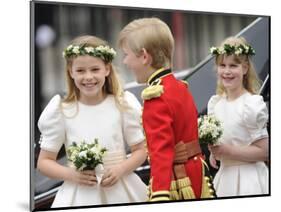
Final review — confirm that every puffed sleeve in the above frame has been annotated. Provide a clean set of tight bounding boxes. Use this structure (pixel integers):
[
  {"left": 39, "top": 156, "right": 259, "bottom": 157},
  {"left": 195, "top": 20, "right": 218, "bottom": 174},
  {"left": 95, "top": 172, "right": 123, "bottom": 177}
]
[
  {"left": 38, "top": 95, "right": 65, "bottom": 153},
  {"left": 121, "top": 91, "right": 145, "bottom": 146},
  {"left": 243, "top": 94, "right": 268, "bottom": 143},
  {"left": 207, "top": 95, "right": 221, "bottom": 115}
]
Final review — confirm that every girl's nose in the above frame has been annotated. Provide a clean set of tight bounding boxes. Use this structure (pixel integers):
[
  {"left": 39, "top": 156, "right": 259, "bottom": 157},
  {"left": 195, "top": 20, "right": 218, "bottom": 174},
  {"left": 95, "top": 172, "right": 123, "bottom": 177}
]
[
  {"left": 224, "top": 67, "right": 231, "bottom": 74},
  {"left": 85, "top": 71, "right": 94, "bottom": 80}
]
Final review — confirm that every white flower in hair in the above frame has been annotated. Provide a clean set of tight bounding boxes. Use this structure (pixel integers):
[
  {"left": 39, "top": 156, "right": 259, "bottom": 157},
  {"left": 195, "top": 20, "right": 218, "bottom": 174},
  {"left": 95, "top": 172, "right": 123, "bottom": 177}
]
[
  {"left": 103, "top": 46, "right": 108, "bottom": 51},
  {"left": 109, "top": 47, "right": 117, "bottom": 56},
  {"left": 85, "top": 46, "right": 94, "bottom": 53},
  {"left": 218, "top": 47, "right": 225, "bottom": 54},
  {"left": 210, "top": 43, "right": 255, "bottom": 56},
  {"left": 72, "top": 46, "right": 80, "bottom": 54},
  {"left": 63, "top": 44, "right": 117, "bottom": 61},
  {"left": 96, "top": 45, "right": 106, "bottom": 52},
  {"left": 210, "top": 47, "right": 217, "bottom": 53},
  {"left": 66, "top": 44, "right": 73, "bottom": 51},
  {"left": 235, "top": 48, "right": 243, "bottom": 55},
  {"left": 244, "top": 45, "right": 249, "bottom": 54}
]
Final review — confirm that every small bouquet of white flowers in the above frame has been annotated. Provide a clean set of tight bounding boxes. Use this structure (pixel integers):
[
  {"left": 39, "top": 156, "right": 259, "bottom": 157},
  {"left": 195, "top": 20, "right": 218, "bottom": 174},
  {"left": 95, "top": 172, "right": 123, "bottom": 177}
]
[
  {"left": 198, "top": 114, "right": 223, "bottom": 145},
  {"left": 66, "top": 139, "right": 107, "bottom": 171}
]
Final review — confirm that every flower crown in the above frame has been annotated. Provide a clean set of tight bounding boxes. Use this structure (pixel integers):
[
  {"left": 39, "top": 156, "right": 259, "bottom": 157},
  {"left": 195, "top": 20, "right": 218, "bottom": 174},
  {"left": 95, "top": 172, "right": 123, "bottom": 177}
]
[
  {"left": 210, "top": 43, "right": 255, "bottom": 56},
  {"left": 62, "top": 44, "right": 117, "bottom": 63}
]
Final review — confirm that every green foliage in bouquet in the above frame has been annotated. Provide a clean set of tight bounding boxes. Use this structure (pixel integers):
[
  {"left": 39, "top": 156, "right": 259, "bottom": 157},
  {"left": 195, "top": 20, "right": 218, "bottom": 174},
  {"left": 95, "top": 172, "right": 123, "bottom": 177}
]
[
  {"left": 198, "top": 114, "right": 223, "bottom": 145},
  {"left": 67, "top": 139, "right": 107, "bottom": 171}
]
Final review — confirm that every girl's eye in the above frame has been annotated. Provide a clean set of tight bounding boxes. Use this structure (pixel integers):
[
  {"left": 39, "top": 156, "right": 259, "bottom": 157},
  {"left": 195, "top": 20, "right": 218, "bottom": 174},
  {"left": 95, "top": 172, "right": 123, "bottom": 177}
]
[
  {"left": 76, "top": 69, "right": 84, "bottom": 73},
  {"left": 91, "top": 68, "right": 100, "bottom": 72},
  {"left": 230, "top": 64, "right": 238, "bottom": 68},
  {"left": 219, "top": 64, "right": 226, "bottom": 68}
]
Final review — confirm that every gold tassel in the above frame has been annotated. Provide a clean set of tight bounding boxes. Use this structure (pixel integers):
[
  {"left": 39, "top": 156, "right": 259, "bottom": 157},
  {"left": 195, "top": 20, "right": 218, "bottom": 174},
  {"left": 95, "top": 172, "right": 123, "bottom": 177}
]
[
  {"left": 200, "top": 159, "right": 215, "bottom": 198},
  {"left": 170, "top": 180, "right": 180, "bottom": 200},
  {"left": 201, "top": 176, "right": 214, "bottom": 198},
  {"left": 147, "top": 178, "right": 152, "bottom": 201},
  {"left": 176, "top": 177, "right": 196, "bottom": 199}
]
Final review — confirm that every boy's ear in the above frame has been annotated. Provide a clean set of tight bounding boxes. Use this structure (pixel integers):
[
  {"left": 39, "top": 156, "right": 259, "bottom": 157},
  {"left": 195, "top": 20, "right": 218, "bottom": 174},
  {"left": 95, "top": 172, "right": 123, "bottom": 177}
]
[{"left": 140, "top": 48, "right": 152, "bottom": 66}]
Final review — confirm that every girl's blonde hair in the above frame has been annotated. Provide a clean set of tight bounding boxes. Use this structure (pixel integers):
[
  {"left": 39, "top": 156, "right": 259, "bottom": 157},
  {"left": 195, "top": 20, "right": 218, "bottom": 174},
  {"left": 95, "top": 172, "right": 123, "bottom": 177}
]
[
  {"left": 215, "top": 36, "right": 261, "bottom": 95},
  {"left": 63, "top": 35, "right": 126, "bottom": 111},
  {"left": 118, "top": 17, "right": 174, "bottom": 69}
]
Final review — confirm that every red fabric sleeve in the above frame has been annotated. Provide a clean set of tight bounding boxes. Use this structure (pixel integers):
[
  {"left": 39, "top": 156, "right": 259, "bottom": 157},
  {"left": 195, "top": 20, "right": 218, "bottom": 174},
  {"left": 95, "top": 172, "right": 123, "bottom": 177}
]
[{"left": 143, "top": 97, "right": 175, "bottom": 192}]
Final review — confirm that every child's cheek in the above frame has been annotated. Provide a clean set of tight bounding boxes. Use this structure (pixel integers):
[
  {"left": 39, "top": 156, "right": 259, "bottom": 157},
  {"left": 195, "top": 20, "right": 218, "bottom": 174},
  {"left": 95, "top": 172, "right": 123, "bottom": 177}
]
[
  {"left": 76, "top": 76, "right": 83, "bottom": 83},
  {"left": 217, "top": 71, "right": 223, "bottom": 80}
]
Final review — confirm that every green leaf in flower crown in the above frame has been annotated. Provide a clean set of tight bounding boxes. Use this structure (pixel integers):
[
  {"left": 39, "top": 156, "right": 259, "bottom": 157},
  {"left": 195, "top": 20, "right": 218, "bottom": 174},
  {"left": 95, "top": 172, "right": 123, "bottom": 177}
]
[{"left": 224, "top": 44, "right": 234, "bottom": 55}]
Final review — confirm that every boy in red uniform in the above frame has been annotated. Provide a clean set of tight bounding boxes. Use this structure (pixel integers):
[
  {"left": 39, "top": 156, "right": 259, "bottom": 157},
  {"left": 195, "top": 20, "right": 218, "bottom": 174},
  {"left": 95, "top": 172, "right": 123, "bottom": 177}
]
[{"left": 118, "top": 17, "right": 215, "bottom": 201}]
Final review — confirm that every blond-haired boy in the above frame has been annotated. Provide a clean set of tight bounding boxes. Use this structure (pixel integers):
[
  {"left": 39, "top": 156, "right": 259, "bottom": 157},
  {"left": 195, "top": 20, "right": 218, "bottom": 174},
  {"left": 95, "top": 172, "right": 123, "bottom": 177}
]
[{"left": 118, "top": 17, "right": 215, "bottom": 201}]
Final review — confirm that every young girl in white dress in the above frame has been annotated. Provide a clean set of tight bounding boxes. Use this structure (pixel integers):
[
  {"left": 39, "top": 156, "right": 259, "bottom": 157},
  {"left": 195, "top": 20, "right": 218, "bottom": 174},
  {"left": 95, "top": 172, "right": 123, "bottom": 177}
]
[
  {"left": 37, "top": 35, "right": 147, "bottom": 208},
  {"left": 207, "top": 37, "right": 269, "bottom": 197}
]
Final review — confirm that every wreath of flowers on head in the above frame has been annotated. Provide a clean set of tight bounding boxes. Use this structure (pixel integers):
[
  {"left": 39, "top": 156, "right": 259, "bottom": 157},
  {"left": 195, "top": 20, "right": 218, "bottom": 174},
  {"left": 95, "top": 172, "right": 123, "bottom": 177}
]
[
  {"left": 210, "top": 43, "right": 255, "bottom": 56},
  {"left": 62, "top": 44, "right": 117, "bottom": 63}
]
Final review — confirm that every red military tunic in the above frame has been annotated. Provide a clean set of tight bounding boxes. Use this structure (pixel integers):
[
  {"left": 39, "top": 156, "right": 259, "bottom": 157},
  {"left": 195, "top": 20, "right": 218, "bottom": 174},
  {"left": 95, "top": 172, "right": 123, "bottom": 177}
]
[{"left": 141, "top": 68, "right": 212, "bottom": 201}]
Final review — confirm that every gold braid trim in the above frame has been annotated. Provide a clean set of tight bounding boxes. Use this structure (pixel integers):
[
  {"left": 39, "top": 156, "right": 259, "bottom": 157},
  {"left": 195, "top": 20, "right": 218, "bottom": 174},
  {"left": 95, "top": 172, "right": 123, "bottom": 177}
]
[
  {"left": 150, "top": 196, "right": 170, "bottom": 202},
  {"left": 147, "top": 178, "right": 171, "bottom": 202},
  {"left": 150, "top": 190, "right": 170, "bottom": 202},
  {"left": 176, "top": 177, "right": 196, "bottom": 199},
  {"left": 147, "top": 185, "right": 151, "bottom": 201},
  {"left": 181, "top": 80, "right": 189, "bottom": 87},
  {"left": 151, "top": 190, "right": 170, "bottom": 197},
  {"left": 200, "top": 158, "right": 215, "bottom": 198},
  {"left": 147, "top": 178, "right": 152, "bottom": 201},
  {"left": 170, "top": 180, "right": 180, "bottom": 200}
]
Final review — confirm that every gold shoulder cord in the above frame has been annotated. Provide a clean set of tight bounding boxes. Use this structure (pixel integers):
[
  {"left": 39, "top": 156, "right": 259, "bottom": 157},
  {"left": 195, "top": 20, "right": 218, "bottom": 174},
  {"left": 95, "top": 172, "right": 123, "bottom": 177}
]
[{"left": 141, "top": 79, "right": 164, "bottom": 100}]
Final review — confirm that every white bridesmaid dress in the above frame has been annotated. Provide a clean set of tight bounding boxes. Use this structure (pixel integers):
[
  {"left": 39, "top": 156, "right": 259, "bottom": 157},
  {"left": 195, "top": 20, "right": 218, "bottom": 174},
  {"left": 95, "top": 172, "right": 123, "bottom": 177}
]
[
  {"left": 207, "top": 92, "right": 269, "bottom": 197},
  {"left": 37, "top": 91, "right": 147, "bottom": 207}
]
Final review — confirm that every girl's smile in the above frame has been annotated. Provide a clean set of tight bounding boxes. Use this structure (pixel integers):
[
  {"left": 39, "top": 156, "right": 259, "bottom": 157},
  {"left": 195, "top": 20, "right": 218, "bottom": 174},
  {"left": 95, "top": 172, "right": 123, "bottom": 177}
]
[
  {"left": 82, "top": 82, "right": 99, "bottom": 89},
  {"left": 221, "top": 74, "right": 236, "bottom": 85}
]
